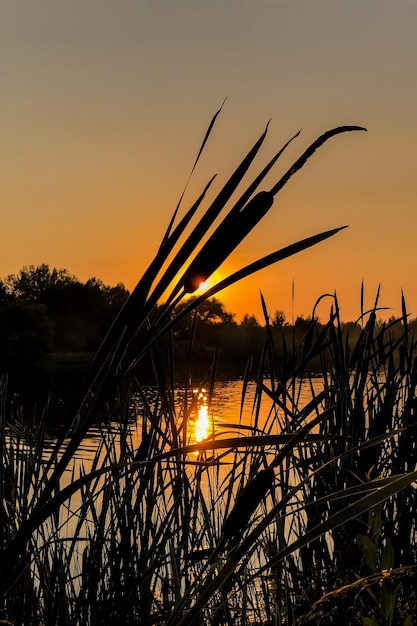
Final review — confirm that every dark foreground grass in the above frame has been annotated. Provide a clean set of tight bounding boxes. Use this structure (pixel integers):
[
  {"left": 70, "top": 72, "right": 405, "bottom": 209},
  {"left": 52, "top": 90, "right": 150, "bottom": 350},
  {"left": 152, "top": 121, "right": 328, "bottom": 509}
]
[
  {"left": 2, "top": 300, "right": 417, "bottom": 625},
  {"left": 1, "top": 113, "right": 415, "bottom": 625}
]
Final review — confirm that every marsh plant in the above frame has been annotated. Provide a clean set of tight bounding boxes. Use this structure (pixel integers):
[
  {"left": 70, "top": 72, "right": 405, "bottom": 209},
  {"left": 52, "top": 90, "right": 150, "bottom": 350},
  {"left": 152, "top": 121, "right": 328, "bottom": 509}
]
[{"left": 1, "top": 109, "right": 416, "bottom": 625}]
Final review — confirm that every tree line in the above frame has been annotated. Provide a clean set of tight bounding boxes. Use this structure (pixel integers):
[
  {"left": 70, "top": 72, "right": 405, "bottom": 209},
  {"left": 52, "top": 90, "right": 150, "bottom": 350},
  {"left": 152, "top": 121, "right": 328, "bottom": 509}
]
[
  {"left": 1, "top": 263, "right": 413, "bottom": 381},
  {"left": 0, "top": 263, "right": 311, "bottom": 375},
  {"left": 0, "top": 264, "right": 129, "bottom": 371}
]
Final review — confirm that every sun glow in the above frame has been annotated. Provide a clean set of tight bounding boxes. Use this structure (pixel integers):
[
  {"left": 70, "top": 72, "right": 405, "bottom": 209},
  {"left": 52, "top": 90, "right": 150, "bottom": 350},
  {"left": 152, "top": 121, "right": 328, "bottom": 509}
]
[
  {"left": 192, "top": 270, "right": 223, "bottom": 296},
  {"left": 198, "top": 279, "right": 209, "bottom": 290}
]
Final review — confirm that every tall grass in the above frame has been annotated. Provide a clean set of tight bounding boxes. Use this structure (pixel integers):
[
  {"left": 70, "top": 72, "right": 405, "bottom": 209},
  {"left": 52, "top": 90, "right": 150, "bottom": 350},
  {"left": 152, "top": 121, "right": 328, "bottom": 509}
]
[{"left": 2, "top": 112, "right": 415, "bottom": 625}]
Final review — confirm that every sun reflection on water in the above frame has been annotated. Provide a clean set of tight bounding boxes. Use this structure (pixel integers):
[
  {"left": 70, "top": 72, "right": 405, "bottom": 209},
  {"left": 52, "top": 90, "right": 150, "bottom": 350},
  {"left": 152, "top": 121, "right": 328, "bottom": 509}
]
[
  {"left": 194, "top": 391, "right": 210, "bottom": 443},
  {"left": 195, "top": 403, "right": 209, "bottom": 442}
]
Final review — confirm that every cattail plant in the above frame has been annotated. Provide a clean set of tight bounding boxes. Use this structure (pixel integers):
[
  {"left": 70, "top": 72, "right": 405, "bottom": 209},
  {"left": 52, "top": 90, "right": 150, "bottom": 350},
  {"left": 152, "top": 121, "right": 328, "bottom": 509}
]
[
  {"left": 1, "top": 111, "right": 365, "bottom": 532},
  {"left": 181, "top": 191, "right": 274, "bottom": 294},
  {"left": 5, "top": 108, "right": 416, "bottom": 626}
]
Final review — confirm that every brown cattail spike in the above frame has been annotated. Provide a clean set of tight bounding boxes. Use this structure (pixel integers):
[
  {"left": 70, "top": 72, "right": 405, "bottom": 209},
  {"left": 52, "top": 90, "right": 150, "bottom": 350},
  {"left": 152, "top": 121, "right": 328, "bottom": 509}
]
[
  {"left": 182, "top": 191, "right": 274, "bottom": 293},
  {"left": 220, "top": 468, "right": 275, "bottom": 552}
]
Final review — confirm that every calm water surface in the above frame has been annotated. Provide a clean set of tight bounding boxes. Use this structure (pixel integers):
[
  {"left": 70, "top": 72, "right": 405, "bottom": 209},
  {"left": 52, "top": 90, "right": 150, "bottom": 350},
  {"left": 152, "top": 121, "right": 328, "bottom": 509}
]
[{"left": 48, "top": 377, "right": 325, "bottom": 466}]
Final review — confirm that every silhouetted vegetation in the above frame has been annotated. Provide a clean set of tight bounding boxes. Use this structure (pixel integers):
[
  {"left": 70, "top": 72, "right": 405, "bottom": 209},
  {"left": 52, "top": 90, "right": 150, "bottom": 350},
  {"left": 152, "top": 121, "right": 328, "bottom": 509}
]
[
  {"left": 0, "top": 264, "right": 130, "bottom": 411},
  {"left": 3, "top": 115, "right": 415, "bottom": 625},
  {"left": 1, "top": 264, "right": 129, "bottom": 355},
  {"left": 0, "top": 264, "right": 321, "bottom": 388},
  {"left": 2, "top": 295, "right": 417, "bottom": 625},
  {"left": 2, "top": 264, "right": 417, "bottom": 418}
]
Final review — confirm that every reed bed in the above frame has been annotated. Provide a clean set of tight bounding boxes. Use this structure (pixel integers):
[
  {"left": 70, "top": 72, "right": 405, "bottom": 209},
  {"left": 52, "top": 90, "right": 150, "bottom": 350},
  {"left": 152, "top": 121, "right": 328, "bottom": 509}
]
[{"left": 1, "top": 112, "right": 416, "bottom": 625}]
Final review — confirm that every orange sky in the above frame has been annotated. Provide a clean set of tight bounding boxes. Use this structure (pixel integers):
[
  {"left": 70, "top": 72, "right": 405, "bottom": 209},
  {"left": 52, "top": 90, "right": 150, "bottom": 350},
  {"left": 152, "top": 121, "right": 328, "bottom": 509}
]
[{"left": 2, "top": 1, "right": 417, "bottom": 323}]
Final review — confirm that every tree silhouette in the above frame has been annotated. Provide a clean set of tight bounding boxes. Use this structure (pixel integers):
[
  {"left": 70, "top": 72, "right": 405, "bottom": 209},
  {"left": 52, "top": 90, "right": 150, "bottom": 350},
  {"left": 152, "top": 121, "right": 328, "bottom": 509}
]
[
  {"left": 5, "top": 263, "right": 76, "bottom": 302},
  {"left": 173, "top": 297, "right": 235, "bottom": 340},
  {"left": 0, "top": 300, "right": 53, "bottom": 369},
  {"left": 174, "top": 296, "right": 235, "bottom": 325},
  {"left": 0, "top": 280, "right": 9, "bottom": 307},
  {"left": 271, "top": 309, "right": 286, "bottom": 328},
  {"left": 241, "top": 313, "right": 260, "bottom": 327},
  {"left": 1, "top": 265, "right": 130, "bottom": 356}
]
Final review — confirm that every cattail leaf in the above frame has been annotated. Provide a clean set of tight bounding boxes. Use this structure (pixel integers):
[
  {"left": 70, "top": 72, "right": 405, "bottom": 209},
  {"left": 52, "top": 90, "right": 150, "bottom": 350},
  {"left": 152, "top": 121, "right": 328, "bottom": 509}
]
[
  {"left": 169, "top": 541, "right": 182, "bottom": 603},
  {"left": 269, "top": 125, "right": 366, "bottom": 197},
  {"left": 380, "top": 581, "right": 395, "bottom": 623},
  {"left": 161, "top": 175, "right": 217, "bottom": 254},
  {"left": 401, "top": 289, "right": 408, "bottom": 334},
  {"left": 357, "top": 533, "right": 378, "bottom": 571},
  {"left": 194, "top": 226, "right": 348, "bottom": 303},
  {"left": 154, "top": 432, "right": 334, "bottom": 461},
  {"left": 168, "top": 122, "right": 271, "bottom": 285},
  {"left": 381, "top": 538, "right": 394, "bottom": 571},
  {"left": 223, "top": 128, "right": 301, "bottom": 223},
  {"left": 260, "top": 291, "right": 276, "bottom": 390},
  {"left": 162, "top": 99, "right": 226, "bottom": 244},
  {"left": 220, "top": 468, "right": 275, "bottom": 551},
  {"left": 261, "top": 470, "right": 417, "bottom": 575},
  {"left": 157, "top": 226, "right": 348, "bottom": 341},
  {"left": 240, "top": 357, "right": 253, "bottom": 423},
  {"left": 208, "top": 346, "right": 218, "bottom": 411}
]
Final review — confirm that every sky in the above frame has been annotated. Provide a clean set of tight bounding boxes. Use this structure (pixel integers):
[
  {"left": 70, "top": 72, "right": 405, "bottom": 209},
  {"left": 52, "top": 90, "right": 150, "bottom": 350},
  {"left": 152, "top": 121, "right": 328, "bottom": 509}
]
[{"left": 2, "top": 0, "right": 417, "bottom": 323}]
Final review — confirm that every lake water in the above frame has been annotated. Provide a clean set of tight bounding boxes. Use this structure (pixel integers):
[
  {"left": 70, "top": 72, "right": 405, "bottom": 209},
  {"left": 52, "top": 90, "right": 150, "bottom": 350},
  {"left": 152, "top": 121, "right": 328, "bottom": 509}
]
[
  {"left": 9, "top": 375, "right": 330, "bottom": 623},
  {"left": 44, "top": 377, "right": 325, "bottom": 466}
]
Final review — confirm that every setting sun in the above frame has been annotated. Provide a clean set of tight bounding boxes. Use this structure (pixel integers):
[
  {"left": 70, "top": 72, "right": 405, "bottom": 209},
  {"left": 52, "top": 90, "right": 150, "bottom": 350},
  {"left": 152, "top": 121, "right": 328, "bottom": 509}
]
[
  {"left": 197, "top": 279, "right": 209, "bottom": 291},
  {"left": 194, "top": 278, "right": 211, "bottom": 295},
  {"left": 192, "top": 270, "right": 224, "bottom": 296}
]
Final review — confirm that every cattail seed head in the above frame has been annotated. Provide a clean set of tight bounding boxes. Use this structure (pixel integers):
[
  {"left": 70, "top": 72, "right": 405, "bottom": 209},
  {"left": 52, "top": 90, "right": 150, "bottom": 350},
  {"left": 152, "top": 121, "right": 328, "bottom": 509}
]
[{"left": 182, "top": 191, "right": 274, "bottom": 293}]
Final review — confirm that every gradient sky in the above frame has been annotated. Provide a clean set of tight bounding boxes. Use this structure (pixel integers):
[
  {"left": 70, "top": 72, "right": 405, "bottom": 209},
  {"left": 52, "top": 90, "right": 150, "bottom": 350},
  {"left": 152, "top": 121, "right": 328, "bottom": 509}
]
[{"left": 2, "top": 1, "right": 417, "bottom": 322}]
